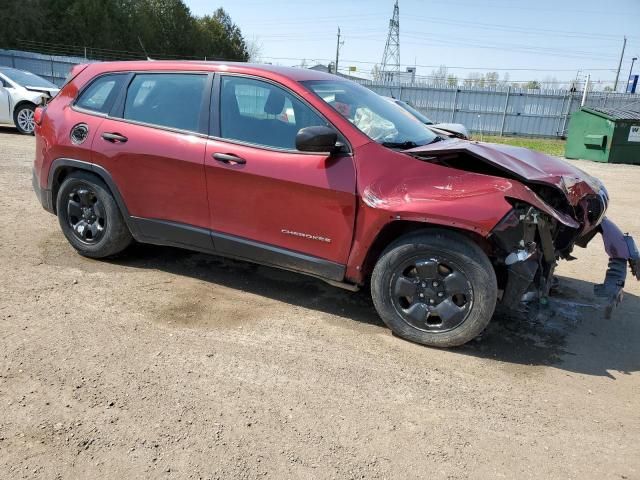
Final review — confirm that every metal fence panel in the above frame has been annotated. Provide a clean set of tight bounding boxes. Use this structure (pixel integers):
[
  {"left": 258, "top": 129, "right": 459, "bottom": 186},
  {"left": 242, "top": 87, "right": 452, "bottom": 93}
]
[
  {"left": 0, "top": 49, "right": 89, "bottom": 86},
  {"left": 2, "top": 48, "right": 638, "bottom": 137},
  {"left": 357, "top": 79, "right": 639, "bottom": 137}
]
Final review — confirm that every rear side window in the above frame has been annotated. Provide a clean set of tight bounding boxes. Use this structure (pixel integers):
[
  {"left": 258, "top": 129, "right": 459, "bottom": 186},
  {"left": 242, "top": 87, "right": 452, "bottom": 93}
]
[
  {"left": 123, "top": 73, "right": 207, "bottom": 133},
  {"left": 76, "top": 74, "right": 125, "bottom": 114}
]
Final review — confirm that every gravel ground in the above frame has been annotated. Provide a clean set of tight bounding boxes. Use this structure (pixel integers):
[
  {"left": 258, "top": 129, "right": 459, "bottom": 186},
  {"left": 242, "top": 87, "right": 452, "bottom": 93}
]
[{"left": 1, "top": 126, "right": 639, "bottom": 479}]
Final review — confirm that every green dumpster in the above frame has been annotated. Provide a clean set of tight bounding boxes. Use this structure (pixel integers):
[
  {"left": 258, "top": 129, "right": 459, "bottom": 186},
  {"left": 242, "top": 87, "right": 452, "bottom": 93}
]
[{"left": 565, "top": 107, "right": 640, "bottom": 164}]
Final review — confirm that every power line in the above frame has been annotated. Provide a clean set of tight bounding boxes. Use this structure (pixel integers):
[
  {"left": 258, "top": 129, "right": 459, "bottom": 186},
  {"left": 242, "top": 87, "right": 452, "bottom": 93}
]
[{"left": 261, "top": 56, "right": 615, "bottom": 72}]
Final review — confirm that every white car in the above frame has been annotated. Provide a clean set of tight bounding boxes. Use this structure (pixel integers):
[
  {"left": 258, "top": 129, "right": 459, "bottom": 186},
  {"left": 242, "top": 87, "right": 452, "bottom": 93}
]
[
  {"left": 0, "top": 67, "right": 60, "bottom": 135},
  {"left": 383, "top": 96, "right": 470, "bottom": 140}
]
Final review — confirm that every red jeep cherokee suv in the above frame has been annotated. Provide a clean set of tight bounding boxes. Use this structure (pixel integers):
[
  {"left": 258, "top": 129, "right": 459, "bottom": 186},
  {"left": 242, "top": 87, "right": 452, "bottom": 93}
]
[{"left": 33, "top": 61, "right": 639, "bottom": 347}]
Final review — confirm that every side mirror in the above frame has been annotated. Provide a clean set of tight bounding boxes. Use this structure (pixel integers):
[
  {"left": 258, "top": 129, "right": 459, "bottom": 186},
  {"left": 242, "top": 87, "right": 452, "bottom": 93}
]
[{"left": 296, "top": 125, "right": 339, "bottom": 153}]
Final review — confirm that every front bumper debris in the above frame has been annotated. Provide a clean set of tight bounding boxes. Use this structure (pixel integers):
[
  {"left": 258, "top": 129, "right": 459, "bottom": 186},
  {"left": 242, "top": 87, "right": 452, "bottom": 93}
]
[
  {"left": 595, "top": 218, "right": 640, "bottom": 317},
  {"left": 491, "top": 206, "right": 639, "bottom": 317}
]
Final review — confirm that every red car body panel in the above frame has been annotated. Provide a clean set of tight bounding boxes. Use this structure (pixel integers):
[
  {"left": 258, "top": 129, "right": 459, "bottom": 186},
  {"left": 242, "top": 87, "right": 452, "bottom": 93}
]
[
  {"left": 204, "top": 139, "right": 357, "bottom": 264},
  {"left": 92, "top": 119, "right": 210, "bottom": 229},
  {"left": 33, "top": 60, "right": 636, "bottom": 295}
]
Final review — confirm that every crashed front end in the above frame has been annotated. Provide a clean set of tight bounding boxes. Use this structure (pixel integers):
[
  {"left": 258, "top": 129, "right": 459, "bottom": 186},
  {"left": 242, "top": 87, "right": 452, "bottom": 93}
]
[
  {"left": 407, "top": 140, "right": 640, "bottom": 315},
  {"left": 491, "top": 195, "right": 639, "bottom": 316}
]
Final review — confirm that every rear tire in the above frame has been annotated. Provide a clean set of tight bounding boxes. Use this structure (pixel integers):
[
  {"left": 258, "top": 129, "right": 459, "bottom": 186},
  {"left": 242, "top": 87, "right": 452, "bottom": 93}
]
[
  {"left": 371, "top": 229, "right": 497, "bottom": 347},
  {"left": 14, "top": 103, "right": 36, "bottom": 135},
  {"left": 56, "top": 171, "right": 132, "bottom": 258}
]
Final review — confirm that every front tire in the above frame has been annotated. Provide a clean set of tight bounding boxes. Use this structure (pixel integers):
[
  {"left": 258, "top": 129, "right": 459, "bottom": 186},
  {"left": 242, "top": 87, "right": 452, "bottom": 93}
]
[
  {"left": 14, "top": 104, "right": 36, "bottom": 135},
  {"left": 371, "top": 230, "right": 497, "bottom": 347},
  {"left": 56, "top": 171, "right": 132, "bottom": 258}
]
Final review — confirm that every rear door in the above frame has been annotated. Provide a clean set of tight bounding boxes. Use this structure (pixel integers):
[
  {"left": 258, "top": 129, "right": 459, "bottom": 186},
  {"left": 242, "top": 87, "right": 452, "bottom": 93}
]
[
  {"left": 204, "top": 74, "right": 356, "bottom": 276},
  {"left": 91, "top": 72, "right": 212, "bottom": 249},
  {"left": 47, "top": 72, "right": 128, "bottom": 169}
]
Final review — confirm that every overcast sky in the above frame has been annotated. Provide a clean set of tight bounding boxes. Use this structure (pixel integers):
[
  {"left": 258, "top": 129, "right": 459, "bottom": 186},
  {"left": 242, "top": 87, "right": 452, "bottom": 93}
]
[{"left": 185, "top": 0, "right": 640, "bottom": 86}]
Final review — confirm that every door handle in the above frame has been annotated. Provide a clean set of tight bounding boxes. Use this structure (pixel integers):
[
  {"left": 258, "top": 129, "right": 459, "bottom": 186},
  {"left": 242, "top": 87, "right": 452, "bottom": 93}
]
[
  {"left": 102, "top": 132, "right": 128, "bottom": 143},
  {"left": 212, "top": 153, "right": 246, "bottom": 165}
]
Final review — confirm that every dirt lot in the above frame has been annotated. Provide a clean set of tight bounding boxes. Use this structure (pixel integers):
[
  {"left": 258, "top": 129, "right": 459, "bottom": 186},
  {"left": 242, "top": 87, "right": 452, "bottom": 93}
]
[{"left": 1, "top": 127, "right": 639, "bottom": 479}]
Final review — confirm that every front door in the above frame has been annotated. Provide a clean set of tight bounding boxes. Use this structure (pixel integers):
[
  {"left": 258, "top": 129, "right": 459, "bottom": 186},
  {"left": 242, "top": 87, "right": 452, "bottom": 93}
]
[
  {"left": 0, "top": 79, "right": 11, "bottom": 123},
  {"left": 205, "top": 75, "right": 357, "bottom": 277},
  {"left": 91, "top": 72, "right": 211, "bottom": 249}
]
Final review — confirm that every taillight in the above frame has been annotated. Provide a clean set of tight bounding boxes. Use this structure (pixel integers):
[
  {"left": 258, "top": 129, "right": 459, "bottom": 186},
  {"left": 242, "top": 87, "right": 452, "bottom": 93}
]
[{"left": 34, "top": 106, "right": 44, "bottom": 126}]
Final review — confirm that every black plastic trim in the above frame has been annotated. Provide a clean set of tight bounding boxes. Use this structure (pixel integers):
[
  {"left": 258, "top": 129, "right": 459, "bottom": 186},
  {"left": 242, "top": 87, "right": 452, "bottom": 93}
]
[
  {"left": 199, "top": 73, "right": 214, "bottom": 136},
  {"left": 129, "top": 217, "right": 345, "bottom": 281},
  {"left": 109, "top": 72, "right": 135, "bottom": 118},
  {"left": 211, "top": 230, "right": 346, "bottom": 281},
  {"left": 131, "top": 217, "right": 215, "bottom": 254},
  {"left": 210, "top": 73, "right": 221, "bottom": 137},
  {"left": 47, "top": 158, "right": 139, "bottom": 237},
  {"left": 32, "top": 169, "right": 54, "bottom": 213}
]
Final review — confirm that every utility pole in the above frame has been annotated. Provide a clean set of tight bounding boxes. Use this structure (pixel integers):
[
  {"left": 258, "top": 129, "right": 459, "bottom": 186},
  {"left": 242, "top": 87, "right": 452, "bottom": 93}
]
[
  {"left": 581, "top": 74, "right": 590, "bottom": 107},
  {"left": 334, "top": 27, "right": 343, "bottom": 75},
  {"left": 614, "top": 36, "right": 627, "bottom": 92}
]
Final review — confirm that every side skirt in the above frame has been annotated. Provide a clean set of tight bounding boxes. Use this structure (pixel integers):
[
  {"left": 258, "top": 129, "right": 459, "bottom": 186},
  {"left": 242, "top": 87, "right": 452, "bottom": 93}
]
[{"left": 130, "top": 217, "right": 347, "bottom": 283}]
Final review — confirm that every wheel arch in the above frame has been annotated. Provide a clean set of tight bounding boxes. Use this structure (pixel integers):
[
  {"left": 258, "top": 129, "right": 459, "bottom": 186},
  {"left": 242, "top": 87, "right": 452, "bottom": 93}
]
[
  {"left": 12, "top": 101, "right": 37, "bottom": 132},
  {"left": 48, "top": 158, "right": 138, "bottom": 236},
  {"left": 359, "top": 220, "right": 494, "bottom": 281},
  {"left": 13, "top": 99, "right": 37, "bottom": 112}
]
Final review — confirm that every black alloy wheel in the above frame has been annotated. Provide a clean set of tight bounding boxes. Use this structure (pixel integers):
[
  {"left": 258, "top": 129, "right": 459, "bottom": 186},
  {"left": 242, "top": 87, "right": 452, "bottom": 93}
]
[
  {"left": 66, "top": 186, "right": 106, "bottom": 244},
  {"left": 56, "top": 171, "right": 132, "bottom": 258},
  {"left": 371, "top": 230, "right": 497, "bottom": 347},
  {"left": 390, "top": 256, "right": 473, "bottom": 332}
]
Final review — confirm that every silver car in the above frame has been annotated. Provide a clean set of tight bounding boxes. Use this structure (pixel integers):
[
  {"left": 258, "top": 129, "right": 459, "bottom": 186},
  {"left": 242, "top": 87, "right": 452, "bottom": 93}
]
[
  {"left": 0, "top": 67, "right": 60, "bottom": 134},
  {"left": 384, "top": 96, "right": 469, "bottom": 140}
]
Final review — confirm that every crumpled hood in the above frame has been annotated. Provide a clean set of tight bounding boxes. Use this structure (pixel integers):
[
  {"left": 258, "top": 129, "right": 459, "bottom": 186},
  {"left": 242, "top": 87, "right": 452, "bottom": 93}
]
[
  {"left": 25, "top": 86, "right": 60, "bottom": 97},
  {"left": 406, "top": 139, "right": 603, "bottom": 205}
]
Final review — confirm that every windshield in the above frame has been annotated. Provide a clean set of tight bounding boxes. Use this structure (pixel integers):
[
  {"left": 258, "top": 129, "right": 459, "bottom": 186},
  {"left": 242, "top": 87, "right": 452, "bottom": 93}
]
[
  {"left": 302, "top": 80, "right": 438, "bottom": 147},
  {"left": 0, "top": 67, "right": 57, "bottom": 89},
  {"left": 395, "top": 100, "right": 434, "bottom": 125}
]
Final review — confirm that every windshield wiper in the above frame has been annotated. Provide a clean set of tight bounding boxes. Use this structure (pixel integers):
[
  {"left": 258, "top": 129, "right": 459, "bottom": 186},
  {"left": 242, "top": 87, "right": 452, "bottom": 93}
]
[
  {"left": 381, "top": 140, "right": 419, "bottom": 149},
  {"left": 381, "top": 136, "right": 445, "bottom": 149}
]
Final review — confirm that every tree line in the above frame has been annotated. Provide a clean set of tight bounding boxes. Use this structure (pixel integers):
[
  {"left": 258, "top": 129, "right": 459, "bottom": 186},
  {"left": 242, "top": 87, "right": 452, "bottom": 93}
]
[{"left": 0, "top": 0, "right": 249, "bottom": 61}]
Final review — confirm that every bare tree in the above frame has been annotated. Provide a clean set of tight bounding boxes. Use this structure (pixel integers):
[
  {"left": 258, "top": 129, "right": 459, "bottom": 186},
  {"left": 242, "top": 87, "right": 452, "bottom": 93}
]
[
  {"left": 485, "top": 72, "right": 499, "bottom": 88},
  {"left": 371, "top": 64, "right": 382, "bottom": 81},
  {"left": 500, "top": 72, "right": 511, "bottom": 87},
  {"left": 541, "top": 76, "right": 560, "bottom": 89},
  {"left": 430, "top": 65, "right": 448, "bottom": 86},
  {"left": 246, "top": 36, "right": 263, "bottom": 62}
]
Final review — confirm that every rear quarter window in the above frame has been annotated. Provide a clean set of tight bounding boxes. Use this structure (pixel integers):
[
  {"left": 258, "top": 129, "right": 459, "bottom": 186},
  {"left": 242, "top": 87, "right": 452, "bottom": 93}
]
[{"left": 75, "top": 74, "right": 126, "bottom": 114}]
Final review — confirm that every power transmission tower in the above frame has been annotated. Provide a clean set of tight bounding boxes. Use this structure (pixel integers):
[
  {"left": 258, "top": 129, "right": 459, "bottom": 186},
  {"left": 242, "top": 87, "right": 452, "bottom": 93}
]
[{"left": 380, "top": 0, "right": 400, "bottom": 84}]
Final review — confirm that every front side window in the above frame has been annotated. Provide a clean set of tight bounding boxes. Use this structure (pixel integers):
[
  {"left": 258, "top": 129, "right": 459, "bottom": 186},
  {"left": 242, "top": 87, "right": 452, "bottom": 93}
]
[
  {"left": 302, "top": 80, "right": 438, "bottom": 147},
  {"left": 76, "top": 74, "right": 125, "bottom": 114},
  {"left": 124, "top": 73, "right": 206, "bottom": 132},
  {"left": 220, "top": 76, "right": 328, "bottom": 150}
]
